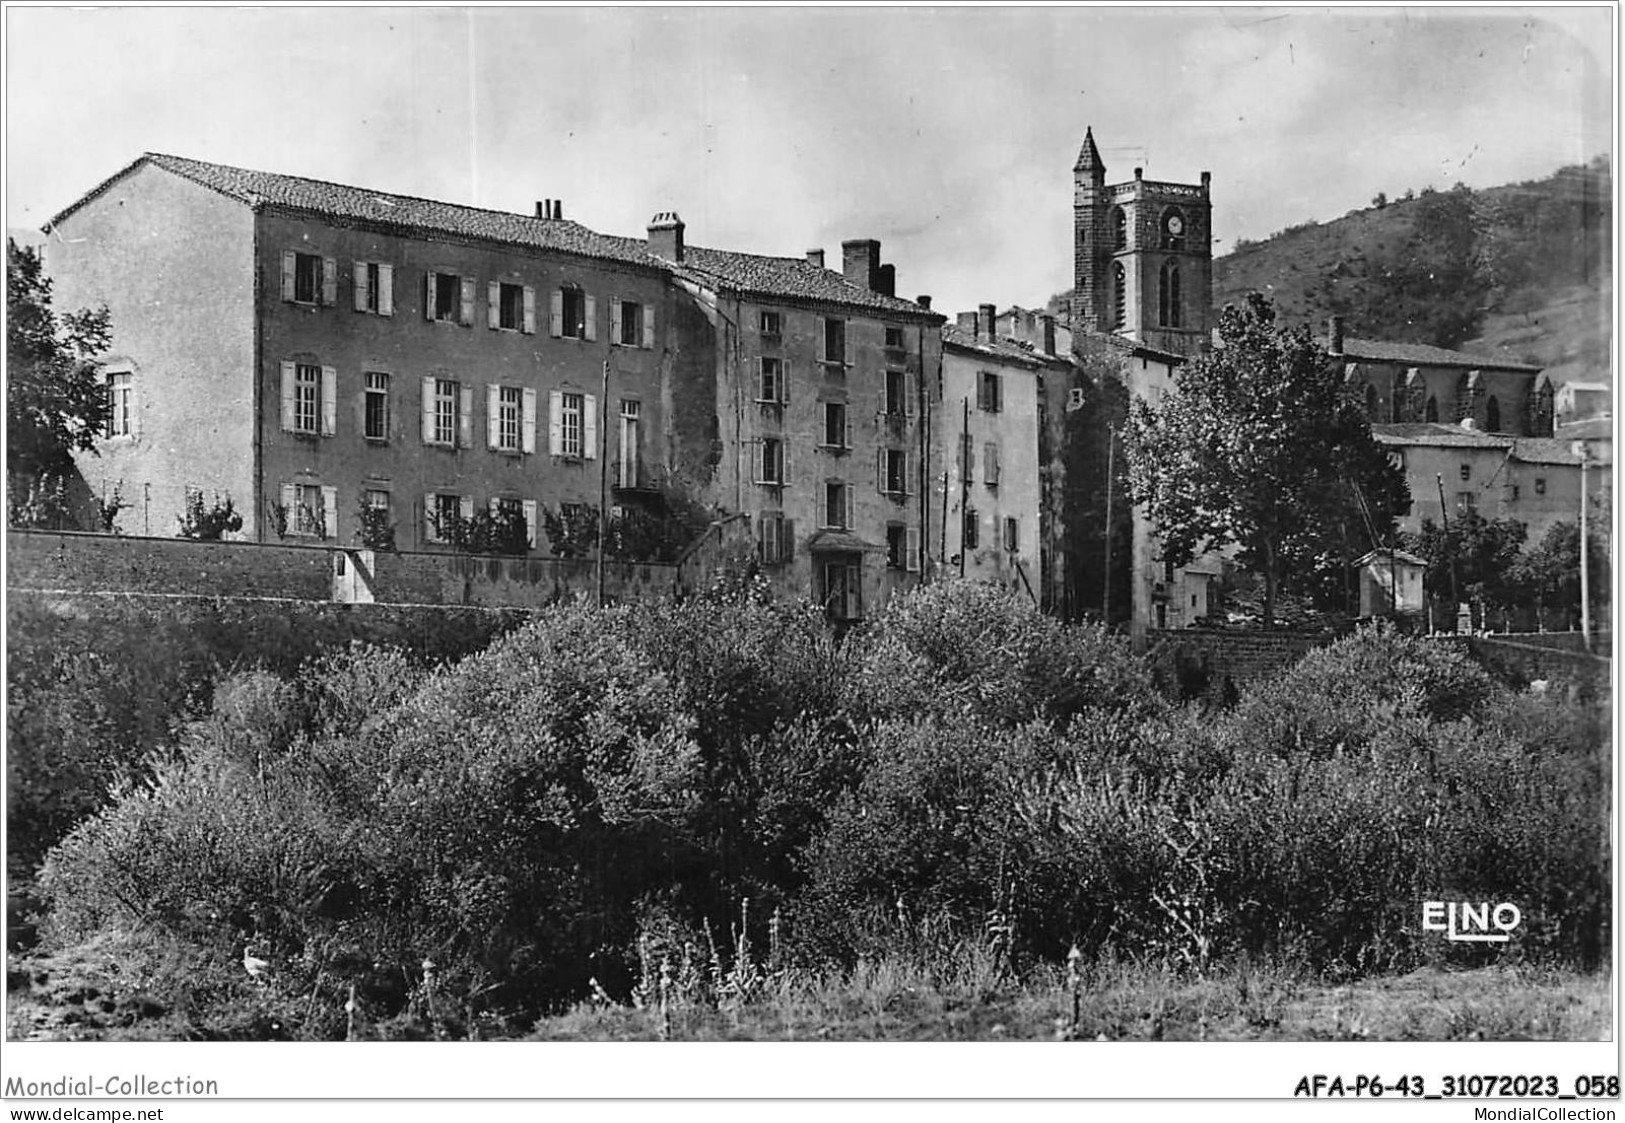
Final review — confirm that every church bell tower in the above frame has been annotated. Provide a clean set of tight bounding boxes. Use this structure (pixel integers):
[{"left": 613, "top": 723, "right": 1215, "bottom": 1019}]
[{"left": 1072, "top": 127, "right": 1213, "bottom": 358}]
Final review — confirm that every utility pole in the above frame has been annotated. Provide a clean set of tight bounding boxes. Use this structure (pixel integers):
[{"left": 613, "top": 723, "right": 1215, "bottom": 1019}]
[
  {"left": 959, "top": 397, "right": 969, "bottom": 579},
  {"left": 1102, "top": 427, "right": 1115, "bottom": 624},
  {"left": 1577, "top": 440, "right": 1591, "bottom": 652},
  {"left": 596, "top": 359, "right": 610, "bottom": 608},
  {"left": 1436, "top": 473, "right": 1461, "bottom": 631}
]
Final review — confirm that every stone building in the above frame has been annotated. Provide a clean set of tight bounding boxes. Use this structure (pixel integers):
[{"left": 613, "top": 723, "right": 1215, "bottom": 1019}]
[{"left": 43, "top": 154, "right": 941, "bottom": 621}]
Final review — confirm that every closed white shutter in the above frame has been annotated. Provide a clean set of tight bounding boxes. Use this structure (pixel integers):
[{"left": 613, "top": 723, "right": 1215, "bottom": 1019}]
[
  {"left": 487, "top": 384, "right": 502, "bottom": 449},
  {"left": 459, "top": 277, "right": 475, "bottom": 326},
  {"left": 353, "top": 261, "right": 369, "bottom": 312},
  {"left": 424, "top": 272, "right": 436, "bottom": 321},
  {"left": 377, "top": 264, "right": 394, "bottom": 316},
  {"left": 583, "top": 294, "right": 597, "bottom": 341},
  {"left": 280, "top": 361, "right": 296, "bottom": 431},
  {"left": 522, "top": 286, "right": 536, "bottom": 334},
  {"left": 641, "top": 304, "right": 655, "bottom": 349},
  {"left": 521, "top": 388, "right": 537, "bottom": 454},
  {"left": 549, "top": 290, "right": 564, "bottom": 337},
  {"left": 548, "top": 390, "right": 564, "bottom": 455},
  {"left": 281, "top": 252, "right": 296, "bottom": 301},
  {"left": 421, "top": 376, "right": 436, "bottom": 444},
  {"left": 458, "top": 495, "right": 474, "bottom": 523},
  {"left": 321, "top": 486, "right": 338, "bottom": 540},
  {"left": 906, "top": 526, "right": 921, "bottom": 572},
  {"left": 321, "top": 366, "right": 337, "bottom": 435},
  {"left": 458, "top": 385, "right": 474, "bottom": 447},
  {"left": 609, "top": 298, "right": 622, "bottom": 345},
  {"left": 521, "top": 500, "right": 538, "bottom": 548},
  {"left": 488, "top": 281, "right": 501, "bottom": 329},
  {"left": 322, "top": 258, "right": 337, "bottom": 306},
  {"left": 423, "top": 493, "right": 439, "bottom": 542},
  {"left": 280, "top": 484, "right": 297, "bottom": 530},
  {"left": 582, "top": 394, "right": 598, "bottom": 459}
]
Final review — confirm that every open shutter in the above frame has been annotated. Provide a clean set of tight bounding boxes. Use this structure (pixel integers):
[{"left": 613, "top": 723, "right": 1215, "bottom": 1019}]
[
  {"left": 423, "top": 493, "right": 439, "bottom": 542},
  {"left": 424, "top": 272, "right": 436, "bottom": 321},
  {"left": 609, "top": 298, "right": 622, "bottom": 345},
  {"left": 280, "top": 362, "right": 296, "bottom": 431},
  {"left": 353, "top": 261, "right": 369, "bottom": 312},
  {"left": 458, "top": 385, "right": 474, "bottom": 448},
  {"left": 322, "top": 258, "right": 337, "bottom": 306},
  {"left": 641, "top": 304, "right": 655, "bottom": 349},
  {"left": 843, "top": 408, "right": 853, "bottom": 450},
  {"left": 818, "top": 484, "right": 828, "bottom": 529},
  {"left": 548, "top": 390, "right": 564, "bottom": 455},
  {"left": 281, "top": 252, "right": 296, "bottom": 301},
  {"left": 782, "top": 441, "right": 791, "bottom": 486},
  {"left": 964, "top": 437, "right": 976, "bottom": 482},
  {"left": 321, "top": 486, "right": 338, "bottom": 540},
  {"left": 781, "top": 517, "right": 795, "bottom": 562},
  {"left": 522, "top": 286, "right": 536, "bottom": 334},
  {"left": 549, "top": 290, "right": 563, "bottom": 337},
  {"left": 377, "top": 264, "right": 394, "bottom": 316},
  {"left": 459, "top": 277, "right": 475, "bottom": 326},
  {"left": 906, "top": 526, "right": 921, "bottom": 572},
  {"left": 321, "top": 367, "right": 337, "bottom": 435},
  {"left": 902, "top": 453, "right": 912, "bottom": 495},
  {"left": 459, "top": 495, "right": 474, "bottom": 523},
  {"left": 583, "top": 295, "right": 598, "bottom": 341},
  {"left": 521, "top": 389, "right": 537, "bottom": 454},
  {"left": 844, "top": 486, "right": 855, "bottom": 531},
  {"left": 876, "top": 449, "right": 885, "bottom": 494},
  {"left": 583, "top": 394, "right": 598, "bottom": 459},
  {"left": 420, "top": 376, "right": 436, "bottom": 444},
  {"left": 906, "top": 372, "right": 918, "bottom": 419},
  {"left": 487, "top": 384, "right": 502, "bottom": 449},
  {"left": 780, "top": 360, "right": 790, "bottom": 405},
  {"left": 521, "top": 500, "right": 538, "bottom": 548},
  {"left": 488, "top": 282, "right": 501, "bottom": 329}
]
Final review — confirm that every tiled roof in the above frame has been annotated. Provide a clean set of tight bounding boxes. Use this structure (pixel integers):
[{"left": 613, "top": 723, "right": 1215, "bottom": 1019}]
[
  {"left": 1338, "top": 337, "right": 1541, "bottom": 373},
  {"left": 1372, "top": 423, "right": 1514, "bottom": 449},
  {"left": 673, "top": 247, "right": 938, "bottom": 318},
  {"left": 1512, "top": 437, "right": 1611, "bottom": 467},
  {"left": 941, "top": 324, "right": 1050, "bottom": 366},
  {"left": 1556, "top": 417, "right": 1613, "bottom": 441},
  {"left": 51, "top": 153, "right": 939, "bottom": 318}
]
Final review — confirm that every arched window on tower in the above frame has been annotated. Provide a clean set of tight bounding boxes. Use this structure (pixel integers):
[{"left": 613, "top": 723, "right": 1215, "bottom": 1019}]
[
  {"left": 1390, "top": 369, "right": 1407, "bottom": 422},
  {"left": 1112, "top": 207, "right": 1127, "bottom": 251},
  {"left": 1486, "top": 395, "right": 1501, "bottom": 432},
  {"left": 1112, "top": 263, "right": 1127, "bottom": 331},
  {"left": 1365, "top": 383, "right": 1380, "bottom": 419},
  {"left": 1158, "top": 262, "right": 1182, "bottom": 328},
  {"left": 1425, "top": 395, "right": 1438, "bottom": 423}
]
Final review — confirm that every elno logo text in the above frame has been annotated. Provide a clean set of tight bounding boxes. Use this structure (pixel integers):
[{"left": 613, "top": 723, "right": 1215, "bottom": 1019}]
[{"left": 1421, "top": 900, "right": 1522, "bottom": 943}]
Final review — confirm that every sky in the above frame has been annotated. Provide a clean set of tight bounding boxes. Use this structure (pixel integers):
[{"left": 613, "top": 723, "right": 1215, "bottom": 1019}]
[{"left": 4, "top": 5, "right": 1614, "bottom": 317}]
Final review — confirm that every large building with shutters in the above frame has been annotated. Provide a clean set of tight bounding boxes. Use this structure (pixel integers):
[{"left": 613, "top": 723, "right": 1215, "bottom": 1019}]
[{"left": 43, "top": 154, "right": 941, "bottom": 625}]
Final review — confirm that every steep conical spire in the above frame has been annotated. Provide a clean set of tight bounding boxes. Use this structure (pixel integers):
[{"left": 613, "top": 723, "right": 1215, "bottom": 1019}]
[{"left": 1074, "top": 127, "right": 1105, "bottom": 174}]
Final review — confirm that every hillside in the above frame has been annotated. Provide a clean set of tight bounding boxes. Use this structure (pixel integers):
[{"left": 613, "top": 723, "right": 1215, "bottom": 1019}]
[{"left": 1211, "top": 159, "right": 1612, "bottom": 383}]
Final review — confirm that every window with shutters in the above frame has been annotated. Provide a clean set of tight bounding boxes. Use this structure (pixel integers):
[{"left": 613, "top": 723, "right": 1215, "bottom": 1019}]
[
  {"left": 883, "top": 449, "right": 908, "bottom": 495},
  {"left": 984, "top": 441, "right": 1001, "bottom": 488},
  {"left": 1456, "top": 491, "right": 1477, "bottom": 514},
  {"left": 823, "top": 401, "right": 849, "bottom": 449},
  {"left": 497, "top": 283, "right": 526, "bottom": 331},
  {"left": 758, "top": 438, "right": 785, "bottom": 485},
  {"left": 758, "top": 511, "right": 793, "bottom": 565},
  {"left": 291, "top": 482, "right": 329, "bottom": 538},
  {"left": 292, "top": 253, "right": 323, "bottom": 305},
  {"left": 433, "top": 379, "right": 460, "bottom": 446},
  {"left": 434, "top": 273, "right": 460, "bottom": 322},
  {"left": 886, "top": 524, "right": 907, "bottom": 569},
  {"left": 354, "top": 261, "right": 393, "bottom": 316},
  {"left": 614, "top": 299, "right": 645, "bottom": 347},
  {"left": 364, "top": 372, "right": 389, "bottom": 442},
  {"left": 427, "top": 492, "right": 465, "bottom": 543},
  {"left": 822, "top": 318, "right": 847, "bottom": 367},
  {"left": 1003, "top": 516, "right": 1019, "bottom": 553},
  {"left": 758, "top": 357, "right": 785, "bottom": 403},
  {"left": 105, "top": 370, "right": 133, "bottom": 438},
  {"left": 823, "top": 481, "right": 850, "bottom": 529},
  {"left": 884, "top": 369, "right": 908, "bottom": 417},
  {"left": 560, "top": 287, "right": 589, "bottom": 339},
  {"left": 495, "top": 386, "right": 523, "bottom": 452},
  {"left": 560, "top": 391, "right": 585, "bottom": 458},
  {"left": 978, "top": 371, "right": 1002, "bottom": 413},
  {"left": 293, "top": 364, "right": 322, "bottom": 434},
  {"left": 963, "top": 506, "right": 980, "bottom": 550}
]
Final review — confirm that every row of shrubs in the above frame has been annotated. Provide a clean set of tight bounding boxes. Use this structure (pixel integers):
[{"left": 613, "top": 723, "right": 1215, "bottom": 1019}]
[{"left": 23, "top": 579, "right": 1612, "bottom": 1035}]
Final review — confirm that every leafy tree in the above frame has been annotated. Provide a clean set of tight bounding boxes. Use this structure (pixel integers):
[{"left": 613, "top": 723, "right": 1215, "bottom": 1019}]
[
  {"left": 1511, "top": 520, "right": 1611, "bottom": 631},
  {"left": 176, "top": 492, "right": 244, "bottom": 540},
  {"left": 1124, "top": 294, "right": 1410, "bottom": 627},
  {"left": 7, "top": 239, "right": 112, "bottom": 478}
]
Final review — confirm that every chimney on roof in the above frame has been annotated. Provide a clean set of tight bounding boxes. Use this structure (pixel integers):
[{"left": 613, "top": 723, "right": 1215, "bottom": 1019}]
[
  {"left": 554, "top": 199, "right": 563, "bottom": 220},
  {"left": 535, "top": 201, "right": 548, "bottom": 219},
  {"left": 648, "top": 211, "right": 685, "bottom": 263},
  {"left": 915, "top": 295, "right": 932, "bottom": 311},
  {"left": 877, "top": 263, "right": 896, "bottom": 298},
  {"left": 1328, "top": 315, "right": 1345, "bottom": 355},
  {"left": 807, "top": 248, "right": 825, "bottom": 269},
  {"left": 1041, "top": 313, "right": 1056, "bottom": 357},
  {"left": 957, "top": 311, "right": 980, "bottom": 337},
  {"left": 979, "top": 303, "right": 997, "bottom": 340},
  {"left": 1200, "top": 171, "right": 1211, "bottom": 191},
  {"left": 842, "top": 239, "right": 882, "bottom": 291}
]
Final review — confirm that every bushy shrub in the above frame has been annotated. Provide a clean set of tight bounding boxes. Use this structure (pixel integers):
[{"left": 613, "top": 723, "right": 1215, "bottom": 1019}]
[{"left": 846, "top": 580, "right": 1161, "bottom": 727}]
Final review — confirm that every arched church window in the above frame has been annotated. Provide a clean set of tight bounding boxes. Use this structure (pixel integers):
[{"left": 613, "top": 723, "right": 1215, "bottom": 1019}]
[
  {"left": 1158, "top": 262, "right": 1182, "bottom": 328},
  {"left": 1112, "top": 263, "right": 1127, "bottom": 331},
  {"left": 1425, "top": 395, "right": 1438, "bottom": 423},
  {"left": 1486, "top": 395, "right": 1501, "bottom": 432},
  {"left": 1365, "top": 383, "right": 1380, "bottom": 419}
]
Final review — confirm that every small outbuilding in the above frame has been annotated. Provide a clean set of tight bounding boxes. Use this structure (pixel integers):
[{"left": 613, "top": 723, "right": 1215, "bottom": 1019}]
[{"left": 1354, "top": 548, "right": 1428, "bottom": 620}]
